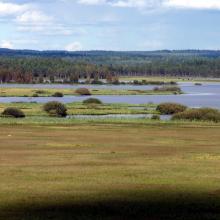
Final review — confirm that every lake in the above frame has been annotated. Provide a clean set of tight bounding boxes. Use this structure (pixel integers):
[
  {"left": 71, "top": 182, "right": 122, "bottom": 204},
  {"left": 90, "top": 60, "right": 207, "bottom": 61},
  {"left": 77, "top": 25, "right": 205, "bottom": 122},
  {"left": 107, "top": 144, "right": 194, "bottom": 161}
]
[{"left": 0, "top": 82, "right": 219, "bottom": 108}]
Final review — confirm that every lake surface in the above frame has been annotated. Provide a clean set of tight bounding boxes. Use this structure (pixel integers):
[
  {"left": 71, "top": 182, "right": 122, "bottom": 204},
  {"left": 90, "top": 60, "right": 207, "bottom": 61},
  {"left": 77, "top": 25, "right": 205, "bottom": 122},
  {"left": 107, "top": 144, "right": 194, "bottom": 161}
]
[
  {"left": 0, "top": 82, "right": 220, "bottom": 108},
  {"left": 68, "top": 114, "right": 171, "bottom": 121}
]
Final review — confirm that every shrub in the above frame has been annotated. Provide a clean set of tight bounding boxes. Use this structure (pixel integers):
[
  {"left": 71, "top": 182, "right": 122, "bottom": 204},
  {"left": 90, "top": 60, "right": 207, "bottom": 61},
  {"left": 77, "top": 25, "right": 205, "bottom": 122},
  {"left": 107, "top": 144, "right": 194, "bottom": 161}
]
[
  {"left": 91, "top": 80, "right": 103, "bottom": 85},
  {"left": 83, "top": 98, "right": 102, "bottom": 105},
  {"left": 32, "top": 93, "right": 39, "bottom": 97},
  {"left": 151, "top": 115, "right": 160, "bottom": 120},
  {"left": 112, "top": 80, "right": 120, "bottom": 85},
  {"left": 156, "top": 103, "right": 187, "bottom": 114},
  {"left": 133, "top": 80, "right": 142, "bottom": 85},
  {"left": 75, "top": 88, "right": 91, "bottom": 96},
  {"left": 52, "top": 92, "right": 64, "bottom": 97},
  {"left": 172, "top": 108, "right": 220, "bottom": 122},
  {"left": 43, "top": 101, "right": 67, "bottom": 117},
  {"left": 2, "top": 107, "right": 25, "bottom": 118},
  {"left": 35, "top": 90, "right": 46, "bottom": 94},
  {"left": 195, "top": 83, "right": 202, "bottom": 86},
  {"left": 154, "top": 86, "right": 182, "bottom": 93}
]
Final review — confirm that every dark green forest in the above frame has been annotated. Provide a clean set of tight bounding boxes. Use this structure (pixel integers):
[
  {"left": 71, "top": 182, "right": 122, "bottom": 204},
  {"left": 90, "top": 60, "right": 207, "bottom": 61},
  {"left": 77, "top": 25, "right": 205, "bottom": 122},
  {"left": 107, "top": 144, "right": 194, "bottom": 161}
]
[{"left": 0, "top": 49, "right": 220, "bottom": 83}]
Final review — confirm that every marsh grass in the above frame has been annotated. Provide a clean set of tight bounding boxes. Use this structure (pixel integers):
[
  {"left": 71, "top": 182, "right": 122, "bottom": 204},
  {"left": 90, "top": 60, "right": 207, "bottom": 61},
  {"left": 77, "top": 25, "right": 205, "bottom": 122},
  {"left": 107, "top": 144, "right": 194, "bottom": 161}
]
[
  {"left": 0, "top": 87, "right": 182, "bottom": 97},
  {"left": 0, "top": 102, "right": 157, "bottom": 117}
]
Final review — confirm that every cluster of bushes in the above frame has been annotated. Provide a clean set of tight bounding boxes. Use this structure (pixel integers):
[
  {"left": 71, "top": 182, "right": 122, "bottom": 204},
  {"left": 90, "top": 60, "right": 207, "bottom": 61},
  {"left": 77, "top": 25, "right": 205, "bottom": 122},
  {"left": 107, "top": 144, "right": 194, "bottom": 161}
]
[
  {"left": 0, "top": 98, "right": 104, "bottom": 119},
  {"left": 151, "top": 115, "right": 160, "bottom": 120},
  {"left": 156, "top": 103, "right": 187, "bottom": 114},
  {"left": 75, "top": 88, "right": 91, "bottom": 96},
  {"left": 83, "top": 98, "right": 102, "bottom": 105},
  {"left": 1, "top": 107, "right": 25, "bottom": 118},
  {"left": 195, "top": 83, "right": 202, "bottom": 86},
  {"left": 52, "top": 92, "right": 64, "bottom": 97},
  {"left": 91, "top": 80, "right": 104, "bottom": 85},
  {"left": 172, "top": 108, "right": 220, "bottom": 122},
  {"left": 132, "top": 80, "right": 177, "bottom": 86},
  {"left": 154, "top": 86, "right": 182, "bottom": 94},
  {"left": 43, "top": 101, "right": 67, "bottom": 117}
]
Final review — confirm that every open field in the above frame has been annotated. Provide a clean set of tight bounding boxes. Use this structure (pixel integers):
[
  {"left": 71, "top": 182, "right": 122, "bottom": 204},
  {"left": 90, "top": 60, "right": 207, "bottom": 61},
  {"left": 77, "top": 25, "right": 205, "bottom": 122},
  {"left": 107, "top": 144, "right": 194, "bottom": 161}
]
[
  {"left": 0, "top": 87, "right": 181, "bottom": 97},
  {"left": 1, "top": 123, "right": 220, "bottom": 219}
]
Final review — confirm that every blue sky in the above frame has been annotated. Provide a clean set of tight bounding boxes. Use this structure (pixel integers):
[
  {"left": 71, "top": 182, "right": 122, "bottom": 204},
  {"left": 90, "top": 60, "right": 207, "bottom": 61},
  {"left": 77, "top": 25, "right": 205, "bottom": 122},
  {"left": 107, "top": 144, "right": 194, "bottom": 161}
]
[{"left": 0, "top": 0, "right": 220, "bottom": 51}]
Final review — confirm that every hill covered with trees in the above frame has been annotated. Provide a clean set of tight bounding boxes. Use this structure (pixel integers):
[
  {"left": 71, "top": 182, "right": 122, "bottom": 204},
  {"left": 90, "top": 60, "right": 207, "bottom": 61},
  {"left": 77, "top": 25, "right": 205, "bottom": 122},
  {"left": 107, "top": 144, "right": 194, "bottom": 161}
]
[{"left": 0, "top": 49, "right": 220, "bottom": 83}]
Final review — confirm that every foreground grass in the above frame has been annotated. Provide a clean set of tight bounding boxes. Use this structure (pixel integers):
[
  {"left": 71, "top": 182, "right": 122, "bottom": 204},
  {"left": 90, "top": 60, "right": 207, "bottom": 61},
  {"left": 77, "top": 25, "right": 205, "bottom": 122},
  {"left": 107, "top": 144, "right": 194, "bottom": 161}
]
[
  {"left": 1, "top": 123, "right": 220, "bottom": 219},
  {"left": 0, "top": 87, "right": 181, "bottom": 97}
]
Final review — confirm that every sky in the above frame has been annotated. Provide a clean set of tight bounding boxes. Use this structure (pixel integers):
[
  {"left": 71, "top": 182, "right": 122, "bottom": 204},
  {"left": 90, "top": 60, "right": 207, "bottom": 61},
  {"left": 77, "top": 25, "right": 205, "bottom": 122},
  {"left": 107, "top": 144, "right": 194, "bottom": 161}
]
[{"left": 0, "top": 0, "right": 220, "bottom": 51}]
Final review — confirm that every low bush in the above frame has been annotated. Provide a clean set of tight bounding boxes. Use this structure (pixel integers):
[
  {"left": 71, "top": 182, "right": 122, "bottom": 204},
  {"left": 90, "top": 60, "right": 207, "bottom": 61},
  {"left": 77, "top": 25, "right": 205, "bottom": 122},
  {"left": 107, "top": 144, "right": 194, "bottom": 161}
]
[
  {"left": 133, "top": 80, "right": 143, "bottom": 85},
  {"left": 52, "top": 92, "right": 64, "bottom": 97},
  {"left": 156, "top": 103, "right": 187, "bottom": 114},
  {"left": 172, "top": 108, "right": 220, "bottom": 122},
  {"left": 75, "top": 88, "right": 91, "bottom": 96},
  {"left": 91, "top": 80, "right": 103, "bottom": 85},
  {"left": 2, "top": 107, "right": 25, "bottom": 118},
  {"left": 43, "top": 101, "right": 67, "bottom": 117},
  {"left": 32, "top": 93, "right": 39, "bottom": 97},
  {"left": 154, "top": 86, "right": 182, "bottom": 93},
  {"left": 151, "top": 115, "right": 160, "bottom": 120},
  {"left": 195, "top": 83, "right": 202, "bottom": 86},
  {"left": 34, "top": 90, "right": 46, "bottom": 94},
  {"left": 83, "top": 98, "right": 102, "bottom": 105}
]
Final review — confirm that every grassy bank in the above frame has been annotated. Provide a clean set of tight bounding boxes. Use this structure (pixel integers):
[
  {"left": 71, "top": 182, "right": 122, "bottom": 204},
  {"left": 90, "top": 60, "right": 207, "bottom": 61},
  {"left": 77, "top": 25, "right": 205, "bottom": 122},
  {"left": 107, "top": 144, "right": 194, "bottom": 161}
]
[
  {"left": 120, "top": 76, "right": 220, "bottom": 83},
  {"left": 1, "top": 123, "right": 220, "bottom": 219},
  {"left": 0, "top": 87, "right": 182, "bottom": 97},
  {"left": 0, "top": 102, "right": 157, "bottom": 116}
]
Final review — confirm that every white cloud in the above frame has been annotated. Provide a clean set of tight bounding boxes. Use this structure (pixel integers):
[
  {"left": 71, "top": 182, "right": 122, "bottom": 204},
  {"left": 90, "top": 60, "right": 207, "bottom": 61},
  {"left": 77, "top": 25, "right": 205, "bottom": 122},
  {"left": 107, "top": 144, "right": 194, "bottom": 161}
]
[
  {"left": 0, "top": 1, "right": 29, "bottom": 16},
  {"left": 111, "top": 0, "right": 149, "bottom": 8},
  {"left": 77, "top": 0, "right": 106, "bottom": 5},
  {"left": 65, "top": 42, "right": 82, "bottom": 51},
  {"left": 0, "top": 40, "right": 13, "bottom": 49},
  {"left": 164, "top": 0, "right": 220, "bottom": 10},
  {"left": 77, "top": 0, "right": 220, "bottom": 10},
  {"left": 16, "top": 10, "right": 53, "bottom": 24}
]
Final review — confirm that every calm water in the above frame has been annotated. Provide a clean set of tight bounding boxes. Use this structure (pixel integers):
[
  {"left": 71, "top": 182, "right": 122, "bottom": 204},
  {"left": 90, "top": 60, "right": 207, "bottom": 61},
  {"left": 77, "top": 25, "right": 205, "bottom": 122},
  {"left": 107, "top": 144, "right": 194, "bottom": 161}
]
[
  {"left": 0, "top": 82, "right": 220, "bottom": 108},
  {"left": 68, "top": 114, "right": 171, "bottom": 120}
]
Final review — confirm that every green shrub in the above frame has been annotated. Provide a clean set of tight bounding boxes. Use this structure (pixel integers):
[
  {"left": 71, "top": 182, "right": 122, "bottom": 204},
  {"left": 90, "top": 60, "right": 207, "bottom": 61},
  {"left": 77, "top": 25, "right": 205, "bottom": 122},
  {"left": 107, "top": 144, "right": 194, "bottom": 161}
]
[
  {"left": 133, "top": 80, "right": 142, "bottom": 85},
  {"left": 32, "top": 93, "right": 39, "bottom": 97},
  {"left": 43, "top": 101, "right": 67, "bottom": 117},
  {"left": 35, "top": 90, "right": 46, "bottom": 94},
  {"left": 172, "top": 108, "right": 220, "bottom": 122},
  {"left": 52, "top": 92, "right": 64, "bottom": 97},
  {"left": 151, "top": 115, "right": 160, "bottom": 120},
  {"left": 156, "top": 103, "right": 187, "bottom": 114},
  {"left": 2, "top": 107, "right": 25, "bottom": 118},
  {"left": 83, "top": 98, "right": 102, "bottom": 105},
  {"left": 195, "top": 83, "right": 202, "bottom": 86},
  {"left": 91, "top": 80, "right": 103, "bottom": 85},
  {"left": 75, "top": 88, "right": 91, "bottom": 96},
  {"left": 154, "top": 86, "right": 182, "bottom": 93}
]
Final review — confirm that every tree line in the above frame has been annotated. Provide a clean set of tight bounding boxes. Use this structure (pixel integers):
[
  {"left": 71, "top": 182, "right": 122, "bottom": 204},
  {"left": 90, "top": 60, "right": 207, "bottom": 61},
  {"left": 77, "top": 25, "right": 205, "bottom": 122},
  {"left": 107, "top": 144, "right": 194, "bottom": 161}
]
[{"left": 0, "top": 51, "right": 220, "bottom": 83}]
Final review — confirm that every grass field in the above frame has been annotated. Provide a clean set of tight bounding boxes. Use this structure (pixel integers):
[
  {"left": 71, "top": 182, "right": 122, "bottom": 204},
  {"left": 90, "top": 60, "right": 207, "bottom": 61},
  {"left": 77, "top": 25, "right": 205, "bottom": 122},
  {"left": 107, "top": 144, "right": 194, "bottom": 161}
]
[
  {"left": 1, "top": 123, "right": 220, "bottom": 219},
  {"left": 0, "top": 102, "right": 157, "bottom": 116},
  {"left": 0, "top": 87, "right": 180, "bottom": 97}
]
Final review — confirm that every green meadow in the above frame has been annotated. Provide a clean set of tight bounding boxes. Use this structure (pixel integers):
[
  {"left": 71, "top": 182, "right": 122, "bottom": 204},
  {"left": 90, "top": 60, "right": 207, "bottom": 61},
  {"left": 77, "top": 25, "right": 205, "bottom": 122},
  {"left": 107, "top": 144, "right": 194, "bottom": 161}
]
[
  {"left": 0, "top": 123, "right": 220, "bottom": 219},
  {"left": 0, "top": 87, "right": 181, "bottom": 97}
]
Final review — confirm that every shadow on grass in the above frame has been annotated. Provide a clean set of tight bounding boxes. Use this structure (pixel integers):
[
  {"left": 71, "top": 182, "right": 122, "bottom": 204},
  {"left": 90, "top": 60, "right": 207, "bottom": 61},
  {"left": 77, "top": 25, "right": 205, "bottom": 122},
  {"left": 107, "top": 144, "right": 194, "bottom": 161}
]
[{"left": 1, "top": 191, "right": 220, "bottom": 220}]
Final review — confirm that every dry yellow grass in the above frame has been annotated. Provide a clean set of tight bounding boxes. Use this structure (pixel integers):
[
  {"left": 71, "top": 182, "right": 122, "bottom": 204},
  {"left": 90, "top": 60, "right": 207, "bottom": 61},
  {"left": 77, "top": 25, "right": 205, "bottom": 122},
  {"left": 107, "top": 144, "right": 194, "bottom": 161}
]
[{"left": 1, "top": 123, "right": 220, "bottom": 219}]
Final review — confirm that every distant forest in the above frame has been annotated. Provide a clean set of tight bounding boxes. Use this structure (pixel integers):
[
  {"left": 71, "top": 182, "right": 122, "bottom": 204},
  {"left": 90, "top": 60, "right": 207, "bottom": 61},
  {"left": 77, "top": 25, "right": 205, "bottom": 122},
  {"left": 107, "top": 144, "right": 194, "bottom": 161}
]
[{"left": 0, "top": 49, "right": 220, "bottom": 83}]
